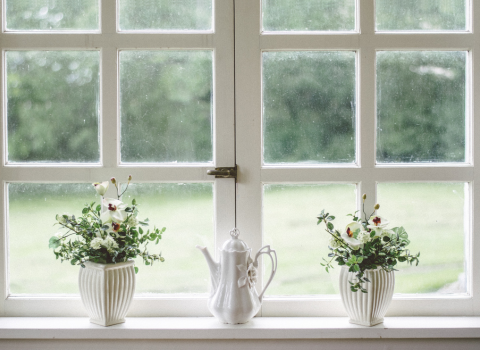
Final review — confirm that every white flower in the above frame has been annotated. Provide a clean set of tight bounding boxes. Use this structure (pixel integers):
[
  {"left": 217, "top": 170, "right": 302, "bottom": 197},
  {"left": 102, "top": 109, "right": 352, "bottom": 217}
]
[
  {"left": 93, "top": 181, "right": 109, "bottom": 196},
  {"left": 237, "top": 263, "right": 258, "bottom": 289},
  {"left": 54, "top": 231, "right": 65, "bottom": 239},
  {"left": 125, "top": 215, "right": 139, "bottom": 228},
  {"left": 106, "top": 221, "right": 121, "bottom": 237},
  {"left": 368, "top": 215, "right": 389, "bottom": 229},
  {"left": 340, "top": 222, "right": 364, "bottom": 250},
  {"left": 329, "top": 235, "right": 342, "bottom": 248},
  {"left": 102, "top": 236, "right": 119, "bottom": 253},
  {"left": 357, "top": 231, "right": 371, "bottom": 244},
  {"left": 90, "top": 237, "right": 103, "bottom": 250},
  {"left": 100, "top": 198, "right": 127, "bottom": 223}
]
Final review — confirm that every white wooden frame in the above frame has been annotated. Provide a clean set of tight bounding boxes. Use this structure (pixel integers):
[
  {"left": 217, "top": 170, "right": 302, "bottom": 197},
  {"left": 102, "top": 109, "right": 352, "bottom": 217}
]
[
  {"left": 235, "top": 0, "right": 479, "bottom": 316},
  {"left": 0, "top": 0, "right": 235, "bottom": 316}
]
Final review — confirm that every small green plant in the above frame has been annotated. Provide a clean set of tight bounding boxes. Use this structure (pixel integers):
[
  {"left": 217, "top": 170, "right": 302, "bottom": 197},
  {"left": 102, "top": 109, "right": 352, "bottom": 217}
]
[
  {"left": 49, "top": 176, "right": 165, "bottom": 274},
  {"left": 317, "top": 194, "right": 420, "bottom": 293}
]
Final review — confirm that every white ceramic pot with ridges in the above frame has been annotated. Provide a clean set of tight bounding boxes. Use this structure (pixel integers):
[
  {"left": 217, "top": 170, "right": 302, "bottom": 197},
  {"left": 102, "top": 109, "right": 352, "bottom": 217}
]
[
  {"left": 78, "top": 259, "right": 136, "bottom": 326},
  {"left": 339, "top": 266, "right": 394, "bottom": 326}
]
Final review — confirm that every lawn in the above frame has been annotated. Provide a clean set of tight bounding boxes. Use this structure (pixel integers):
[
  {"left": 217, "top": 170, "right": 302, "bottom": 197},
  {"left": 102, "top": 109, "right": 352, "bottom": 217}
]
[{"left": 7, "top": 182, "right": 466, "bottom": 296}]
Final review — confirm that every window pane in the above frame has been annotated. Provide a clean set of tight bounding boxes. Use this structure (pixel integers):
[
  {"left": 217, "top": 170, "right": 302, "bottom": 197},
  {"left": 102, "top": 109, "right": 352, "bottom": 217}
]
[
  {"left": 120, "top": 51, "right": 213, "bottom": 163},
  {"left": 263, "top": 51, "right": 356, "bottom": 164},
  {"left": 262, "top": 0, "right": 355, "bottom": 32},
  {"left": 122, "top": 183, "right": 214, "bottom": 294},
  {"left": 8, "top": 182, "right": 213, "bottom": 295},
  {"left": 119, "top": 0, "right": 212, "bottom": 31},
  {"left": 377, "top": 183, "right": 467, "bottom": 295},
  {"left": 6, "top": 0, "right": 99, "bottom": 31},
  {"left": 376, "top": 0, "right": 467, "bottom": 31},
  {"left": 263, "top": 184, "right": 356, "bottom": 295},
  {"left": 8, "top": 183, "right": 98, "bottom": 294},
  {"left": 377, "top": 51, "right": 466, "bottom": 163},
  {"left": 7, "top": 51, "right": 100, "bottom": 163}
]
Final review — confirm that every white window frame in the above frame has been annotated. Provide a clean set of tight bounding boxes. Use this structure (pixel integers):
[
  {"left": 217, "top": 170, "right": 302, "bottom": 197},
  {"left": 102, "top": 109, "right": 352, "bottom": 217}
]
[
  {"left": 0, "top": 0, "right": 479, "bottom": 318},
  {"left": 235, "top": 0, "right": 479, "bottom": 317},
  {"left": 0, "top": 0, "right": 236, "bottom": 317}
]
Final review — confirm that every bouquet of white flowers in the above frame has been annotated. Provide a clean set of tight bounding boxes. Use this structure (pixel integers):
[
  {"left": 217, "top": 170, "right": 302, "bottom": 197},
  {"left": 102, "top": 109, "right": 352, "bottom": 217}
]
[
  {"left": 49, "top": 176, "right": 165, "bottom": 273},
  {"left": 317, "top": 194, "right": 420, "bottom": 292}
]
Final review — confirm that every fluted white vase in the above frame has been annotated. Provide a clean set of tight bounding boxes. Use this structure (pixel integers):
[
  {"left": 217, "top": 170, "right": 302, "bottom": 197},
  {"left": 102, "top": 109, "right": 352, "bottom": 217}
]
[
  {"left": 339, "top": 266, "right": 394, "bottom": 327},
  {"left": 78, "top": 260, "right": 136, "bottom": 327}
]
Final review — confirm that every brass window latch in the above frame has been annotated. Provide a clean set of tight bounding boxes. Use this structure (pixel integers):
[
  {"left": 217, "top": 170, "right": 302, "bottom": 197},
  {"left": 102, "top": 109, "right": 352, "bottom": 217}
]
[{"left": 207, "top": 165, "right": 237, "bottom": 181}]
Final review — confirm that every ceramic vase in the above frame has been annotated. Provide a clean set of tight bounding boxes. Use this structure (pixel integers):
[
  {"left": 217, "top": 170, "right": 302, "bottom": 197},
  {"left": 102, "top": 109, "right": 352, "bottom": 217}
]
[
  {"left": 339, "top": 266, "right": 394, "bottom": 326},
  {"left": 78, "top": 259, "right": 136, "bottom": 326}
]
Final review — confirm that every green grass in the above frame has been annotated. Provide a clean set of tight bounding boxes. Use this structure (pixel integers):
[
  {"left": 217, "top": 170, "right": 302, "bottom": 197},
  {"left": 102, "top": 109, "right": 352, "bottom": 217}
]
[{"left": 7, "top": 183, "right": 466, "bottom": 296}]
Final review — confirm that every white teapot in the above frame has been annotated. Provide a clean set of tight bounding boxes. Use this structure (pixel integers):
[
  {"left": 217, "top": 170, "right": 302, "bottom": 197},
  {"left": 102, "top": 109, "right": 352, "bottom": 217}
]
[{"left": 197, "top": 228, "right": 277, "bottom": 324}]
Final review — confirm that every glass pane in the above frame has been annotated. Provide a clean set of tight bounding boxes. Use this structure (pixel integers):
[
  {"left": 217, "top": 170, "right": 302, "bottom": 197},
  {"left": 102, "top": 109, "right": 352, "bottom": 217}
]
[
  {"left": 377, "top": 183, "right": 467, "bottom": 295},
  {"left": 6, "top": 0, "right": 99, "bottom": 31},
  {"left": 120, "top": 51, "right": 213, "bottom": 163},
  {"left": 376, "top": 0, "right": 467, "bottom": 31},
  {"left": 262, "top": 0, "right": 355, "bottom": 32},
  {"left": 263, "top": 184, "right": 356, "bottom": 295},
  {"left": 377, "top": 51, "right": 466, "bottom": 163},
  {"left": 7, "top": 51, "right": 100, "bottom": 163},
  {"left": 122, "top": 183, "right": 214, "bottom": 294},
  {"left": 263, "top": 51, "right": 356, "bottom": 164},
  {"left": 8, "top": 183, "right": 99, "bottom": 294},
  {"left": 119, "top": 0, "right": 212, "bottom": 31}
]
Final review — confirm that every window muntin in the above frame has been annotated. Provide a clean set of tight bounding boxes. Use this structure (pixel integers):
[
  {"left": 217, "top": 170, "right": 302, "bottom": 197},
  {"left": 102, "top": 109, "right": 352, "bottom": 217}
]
[
  {"left": 5, "top": 0, "right": 99, "bottom": 31},
  {"left": 6, "top": 50, "right": 100, "bottom": 164}
]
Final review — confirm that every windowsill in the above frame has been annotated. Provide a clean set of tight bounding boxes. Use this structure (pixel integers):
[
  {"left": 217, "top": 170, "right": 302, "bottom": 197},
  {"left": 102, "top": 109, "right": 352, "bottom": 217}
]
[{"left": 0, "top": 317, "right": 479, "bottom": 340}]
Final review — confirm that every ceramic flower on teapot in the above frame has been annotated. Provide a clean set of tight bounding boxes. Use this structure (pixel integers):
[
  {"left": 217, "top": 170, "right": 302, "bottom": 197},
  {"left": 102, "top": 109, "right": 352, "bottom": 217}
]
[
  {"left": 197, "top": 228, "right": 277, "bottom": 324},
  {"left": 317, "top": 194, "right": 420, "bottom": 293}
]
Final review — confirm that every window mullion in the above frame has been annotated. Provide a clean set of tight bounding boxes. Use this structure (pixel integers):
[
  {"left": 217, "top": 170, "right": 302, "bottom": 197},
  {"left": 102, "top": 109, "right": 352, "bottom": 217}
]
[
  {"left": 471, "top": 0, "right": 480, "bottom": 316},
  {"left": 358, "top": 0, "right": 376, "bottom": 212}
]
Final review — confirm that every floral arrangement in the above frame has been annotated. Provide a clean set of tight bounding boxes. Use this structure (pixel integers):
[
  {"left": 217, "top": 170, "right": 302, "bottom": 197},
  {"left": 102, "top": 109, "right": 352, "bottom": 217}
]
[
  {"left": 317, "top": 194, "right": 420, "bottom": 293},
  {"left": 49, "top": 176, "right": 165, "bottom": 273}
]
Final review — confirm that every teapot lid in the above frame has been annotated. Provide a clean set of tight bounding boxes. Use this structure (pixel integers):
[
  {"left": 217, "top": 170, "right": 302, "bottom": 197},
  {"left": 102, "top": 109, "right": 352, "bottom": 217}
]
[{"left": 221, "top": 228, "right": 250, "bottom": 252}]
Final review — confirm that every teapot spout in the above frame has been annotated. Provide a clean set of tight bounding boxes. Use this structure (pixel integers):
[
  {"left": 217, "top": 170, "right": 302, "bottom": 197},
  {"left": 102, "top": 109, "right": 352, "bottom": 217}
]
[{"left": 196, "top": 245, "right": 220, "bottom": 292}]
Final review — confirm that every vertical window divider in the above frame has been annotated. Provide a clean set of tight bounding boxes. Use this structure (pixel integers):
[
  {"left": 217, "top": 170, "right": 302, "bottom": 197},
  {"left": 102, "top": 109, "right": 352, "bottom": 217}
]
[
  {"left": 101, "top": 0, "right": 118, "bottom": 168},
  {"left": 471, "top": 0, "right": 480, "bottom": 315},
  {"left": 358, "top": 0, "right": 377, "bottom": 210}
]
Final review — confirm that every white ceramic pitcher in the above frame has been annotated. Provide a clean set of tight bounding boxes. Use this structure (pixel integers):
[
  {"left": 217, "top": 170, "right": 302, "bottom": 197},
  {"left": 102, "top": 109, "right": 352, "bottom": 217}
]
[{"left": 197, "top": 228, "right": 277, "bottom": 324}]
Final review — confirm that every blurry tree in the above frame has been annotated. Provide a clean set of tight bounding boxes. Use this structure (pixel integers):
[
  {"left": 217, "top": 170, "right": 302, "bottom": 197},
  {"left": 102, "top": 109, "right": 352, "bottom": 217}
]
[
  {"left": 6, "top": 0, "right": 98, "bottom": 30},
  {"left": 4, "top": 0, "right": 468, "bottom": 164}
]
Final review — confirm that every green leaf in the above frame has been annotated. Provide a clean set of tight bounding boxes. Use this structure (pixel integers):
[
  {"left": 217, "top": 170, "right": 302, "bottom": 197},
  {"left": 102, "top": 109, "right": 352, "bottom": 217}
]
[
  {"left": 327, "top": 222, "right": 334, "bottom": 230},
  {"left": 134, "top": 267, "right": 139, "bottom": 274},
  {"left": 353, "top": 264, "right": 360, "bottom": 272},
  {"left": 96, "top": 204, "right": 101, "bottom": 212},
  {"left": 356, "top": 256, "right": 364, "bottom": 264},
  {"left": 49, "top": 236, "right": 61, "bottom": 249},
  {"left": 132, "top": 199, "right": 137, "bottom": 206},
  {"left": 82, "top": 207, "right": 89, "bottom": 214}
]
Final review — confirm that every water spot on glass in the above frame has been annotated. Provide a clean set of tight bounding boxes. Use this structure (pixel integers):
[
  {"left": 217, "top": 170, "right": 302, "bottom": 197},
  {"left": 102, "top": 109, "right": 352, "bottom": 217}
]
[
  {"left": 39, "top": 6, "right": 49, "bottom": 17},
  {"left": 69, "top": 61, "right": 79, "bottom": 70},
  {"left": 51, "top": 62, "right": 62, "bottom": 72},
  {"left": 53, "top": 13, "right": 64, "bottom": 23}
]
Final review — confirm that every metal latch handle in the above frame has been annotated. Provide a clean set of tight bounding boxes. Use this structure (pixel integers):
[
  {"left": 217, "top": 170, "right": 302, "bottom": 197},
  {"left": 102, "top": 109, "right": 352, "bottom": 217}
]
[{"left": 207, "top": 165, "right": 237, "bottom": 180}]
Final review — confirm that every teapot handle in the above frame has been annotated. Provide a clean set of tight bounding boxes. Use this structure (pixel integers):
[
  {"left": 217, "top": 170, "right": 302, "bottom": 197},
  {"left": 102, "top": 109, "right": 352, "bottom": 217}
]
[{"left": 253, "top": 245, "right": 277, "bottom": 302}]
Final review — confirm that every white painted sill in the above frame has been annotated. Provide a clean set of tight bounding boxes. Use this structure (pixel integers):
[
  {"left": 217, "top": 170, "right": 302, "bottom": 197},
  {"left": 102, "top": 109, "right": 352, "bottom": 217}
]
[{"left": 0, "top": 317, "right": 479, "bottom": 340}]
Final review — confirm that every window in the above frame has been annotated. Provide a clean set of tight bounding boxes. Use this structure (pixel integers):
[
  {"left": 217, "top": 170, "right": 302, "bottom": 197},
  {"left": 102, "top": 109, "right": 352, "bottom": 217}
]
[{"left": 0, "top": 0, "right": 478, "bottom": 317}]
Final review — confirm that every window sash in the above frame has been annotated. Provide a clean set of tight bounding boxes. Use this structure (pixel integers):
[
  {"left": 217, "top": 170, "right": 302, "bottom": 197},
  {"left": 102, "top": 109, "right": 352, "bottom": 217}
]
[{"left": 1, "top": 0, "right": 479, "bottom": 317}]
